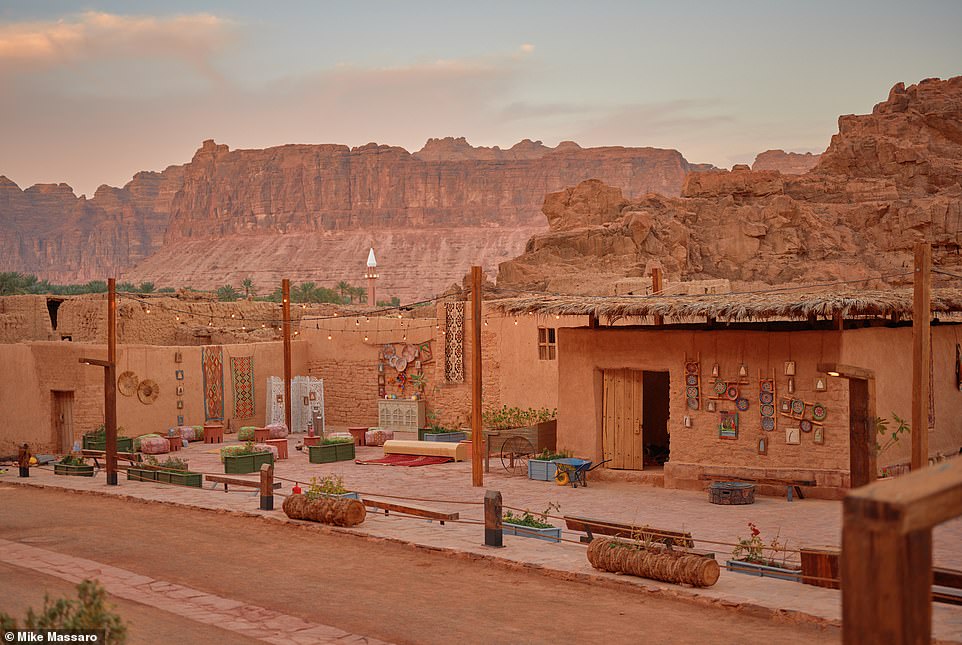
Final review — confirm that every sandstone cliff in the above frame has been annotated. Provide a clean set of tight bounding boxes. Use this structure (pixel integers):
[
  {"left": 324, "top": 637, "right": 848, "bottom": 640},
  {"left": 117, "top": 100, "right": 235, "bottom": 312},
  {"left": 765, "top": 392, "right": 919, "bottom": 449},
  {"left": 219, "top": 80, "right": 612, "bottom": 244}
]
[
  {"left": 751, "top": 150, "right": 821, "bottom": 174},
  {"left": 497, "top": 76, "right": 962, "bottom": 294}
]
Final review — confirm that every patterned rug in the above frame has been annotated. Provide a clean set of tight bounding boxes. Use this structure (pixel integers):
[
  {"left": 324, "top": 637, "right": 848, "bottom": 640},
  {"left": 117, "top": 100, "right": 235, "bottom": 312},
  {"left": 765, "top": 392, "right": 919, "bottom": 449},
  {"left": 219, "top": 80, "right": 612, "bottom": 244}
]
[
  {"left": 355, "top": 454, "right": 454, "bottom": 467},
  {"left": 202, "top": 346, "right": 224, "bottom": 421},
  {"left": 444, "top": 301, "right": 464, "bottom": 382},
  {"left": 230, "top": 356, "right": 255, "bottom": 419}
]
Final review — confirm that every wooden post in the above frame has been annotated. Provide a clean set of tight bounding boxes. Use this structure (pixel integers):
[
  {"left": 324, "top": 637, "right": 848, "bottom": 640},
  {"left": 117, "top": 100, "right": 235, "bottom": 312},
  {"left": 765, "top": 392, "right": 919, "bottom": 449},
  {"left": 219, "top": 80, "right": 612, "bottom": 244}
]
[
  {"left": 471, "top": 266, "right": 483, "bottom": 487},
  {"left": 912, "top": 242, "right": 931, "bottom": 470},
  {"left": 651, "top": 267, "right": 664, "bottom": 325},
  {"left": 282, "top": 279, "right": 293, "bottom": 433},
  {"left": 106, "top": 278, "right": 118, "bottom": 486},
  {"left": 259, "top": 463, "right": 274, "bottom": 511},
  {"left": 484, "top": 490, "right": 503, "bottom": 547}
]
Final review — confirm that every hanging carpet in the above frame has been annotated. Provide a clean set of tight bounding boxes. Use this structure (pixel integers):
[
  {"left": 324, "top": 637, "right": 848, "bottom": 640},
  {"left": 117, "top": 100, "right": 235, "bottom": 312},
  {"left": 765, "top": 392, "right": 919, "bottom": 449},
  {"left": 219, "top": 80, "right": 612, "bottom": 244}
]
[
  {"left": 230, "top": 356, "right": 255, "bottom": 419},
  {"left": 202, "top": 346, "right": 225, "bottom": 421}
]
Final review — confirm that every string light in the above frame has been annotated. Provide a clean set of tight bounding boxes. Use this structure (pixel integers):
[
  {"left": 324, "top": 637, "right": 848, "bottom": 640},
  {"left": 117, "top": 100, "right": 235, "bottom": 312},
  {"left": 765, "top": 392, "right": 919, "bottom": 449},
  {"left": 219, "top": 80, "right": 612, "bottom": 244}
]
[
  {"left": 363, "top": 335, "right": 368, "bottom": 341},
  {"left": 145, "top": 307, "right": 151, "bottom": 314},
  {"left": 328, "top": 334, "right": 332, "bottom": 340}
]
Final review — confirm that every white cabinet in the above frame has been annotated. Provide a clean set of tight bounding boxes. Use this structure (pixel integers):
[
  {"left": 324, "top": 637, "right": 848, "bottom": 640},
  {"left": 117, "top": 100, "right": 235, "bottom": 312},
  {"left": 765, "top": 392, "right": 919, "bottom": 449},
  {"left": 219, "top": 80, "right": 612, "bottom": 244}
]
[{"left": 378, "top": 399, "right": 425, "bottom": 433}]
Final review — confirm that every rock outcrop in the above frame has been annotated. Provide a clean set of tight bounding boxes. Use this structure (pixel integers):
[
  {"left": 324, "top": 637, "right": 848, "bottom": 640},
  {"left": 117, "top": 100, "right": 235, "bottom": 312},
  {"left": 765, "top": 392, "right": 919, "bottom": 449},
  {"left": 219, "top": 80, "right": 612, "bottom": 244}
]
[
  {"left": 497, "top": 76, "right": 962, "bottom": 295},
  {"left": 751, "top": 150, "right": 821, "bottom": 174},
  {"left": 1, "top": 138, "right": 697, "bottom": 301}
]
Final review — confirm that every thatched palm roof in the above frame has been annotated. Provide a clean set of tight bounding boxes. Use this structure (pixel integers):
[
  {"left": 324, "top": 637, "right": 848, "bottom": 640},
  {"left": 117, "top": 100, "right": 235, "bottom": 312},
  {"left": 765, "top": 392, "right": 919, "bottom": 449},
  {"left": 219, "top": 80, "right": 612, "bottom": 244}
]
[{"left": 491, "top": 289, "right": 962, "bottom": 323}]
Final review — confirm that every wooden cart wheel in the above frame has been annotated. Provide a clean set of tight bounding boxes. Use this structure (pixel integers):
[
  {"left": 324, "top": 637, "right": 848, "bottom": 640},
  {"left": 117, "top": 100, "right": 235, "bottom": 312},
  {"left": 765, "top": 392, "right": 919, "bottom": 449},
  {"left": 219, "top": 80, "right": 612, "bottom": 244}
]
[
  {"left": 555, "top": 468, "right": 570, "bottom": 486},
  {"left": 500, "top": 436, "right": 534, "bottom": 475}
]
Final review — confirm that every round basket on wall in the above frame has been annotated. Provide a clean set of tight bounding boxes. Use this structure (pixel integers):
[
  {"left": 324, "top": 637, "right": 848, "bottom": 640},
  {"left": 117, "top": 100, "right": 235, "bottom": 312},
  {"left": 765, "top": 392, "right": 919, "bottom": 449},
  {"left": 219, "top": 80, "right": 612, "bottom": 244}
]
[
  {"left": 137, "top": 379, "right": 160, "bottom": 405},
  {"left": 118, "top": 371, "right": 139, "bottom": 397}
]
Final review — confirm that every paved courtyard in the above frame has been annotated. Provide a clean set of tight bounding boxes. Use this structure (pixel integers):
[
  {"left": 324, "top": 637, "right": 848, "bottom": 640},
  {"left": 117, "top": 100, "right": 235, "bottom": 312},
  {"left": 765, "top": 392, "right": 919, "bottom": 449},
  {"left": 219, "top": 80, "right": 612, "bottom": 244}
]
[{"left": 5, "top": 432, "right": 962, "bottom": 642}]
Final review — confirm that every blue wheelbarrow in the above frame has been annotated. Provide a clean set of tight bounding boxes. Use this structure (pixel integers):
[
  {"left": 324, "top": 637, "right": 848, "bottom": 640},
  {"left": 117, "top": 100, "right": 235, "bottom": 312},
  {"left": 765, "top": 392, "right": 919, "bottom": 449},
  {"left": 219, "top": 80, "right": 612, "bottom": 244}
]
[{"left": 554, "top": 458, "right": 611, "bottom": 488}]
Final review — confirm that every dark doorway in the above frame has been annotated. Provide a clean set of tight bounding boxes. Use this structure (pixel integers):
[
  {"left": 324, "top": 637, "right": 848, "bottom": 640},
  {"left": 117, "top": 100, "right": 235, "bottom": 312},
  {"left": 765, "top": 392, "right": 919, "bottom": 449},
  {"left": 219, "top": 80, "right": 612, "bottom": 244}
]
[
  {"left": 46, "top": 298, "right": 63, "bottom": 330},
  {"left": 849, "top": 378, "right": 876, "bottom": 487},
  {"left": 643, "top": 370, "right": 670, "bottom": 466}
]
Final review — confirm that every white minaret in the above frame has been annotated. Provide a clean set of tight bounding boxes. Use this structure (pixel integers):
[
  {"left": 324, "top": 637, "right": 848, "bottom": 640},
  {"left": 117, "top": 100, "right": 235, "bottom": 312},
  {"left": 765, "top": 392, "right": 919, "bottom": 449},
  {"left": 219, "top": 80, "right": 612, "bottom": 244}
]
[{"left": 364, "top": 247, "right": 378, "bottom": 307}]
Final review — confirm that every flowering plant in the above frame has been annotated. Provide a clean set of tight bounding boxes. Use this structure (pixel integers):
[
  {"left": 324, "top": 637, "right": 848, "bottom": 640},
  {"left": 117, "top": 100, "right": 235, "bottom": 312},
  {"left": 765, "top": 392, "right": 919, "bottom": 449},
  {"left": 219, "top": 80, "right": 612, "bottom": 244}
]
[{"left": 730, "top": 522, "right": 793, "bottom": 568}]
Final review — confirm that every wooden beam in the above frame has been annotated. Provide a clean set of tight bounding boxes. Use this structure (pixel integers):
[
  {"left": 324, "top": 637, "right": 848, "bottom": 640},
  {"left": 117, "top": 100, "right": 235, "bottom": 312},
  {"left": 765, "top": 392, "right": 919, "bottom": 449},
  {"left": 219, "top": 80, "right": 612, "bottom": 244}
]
[
  {"left": 105, "top": 278, "right": 118, "bottom": 486},
  {"left": 79, "top": 358, "right": 110, "bottom": 368},
  {"left": 484, "top": 490, "right": 503, "bottom": 547},
  {"left": 282, "top": 279, "right": 292, "bottom": 433},
  {"left": 912, "top": 241, "right": 931, "bottom": 471},
  {"left": 816, "top": 363, "right": 876, "bottom": 381},
  {"left": 651, "top": 267, "right": 664, "bottom": 326},
  {"left": 471, "top": 266, "right": 483, "bottom": 487},
  {"left": 363, "top": 498, "right": 459, "bottom": 522},
  {"left": 259, "top": 463, "right": 274, "bottom": 511},
  {"left": 588, "top": 313, "right": 599, "bottom": 329}
]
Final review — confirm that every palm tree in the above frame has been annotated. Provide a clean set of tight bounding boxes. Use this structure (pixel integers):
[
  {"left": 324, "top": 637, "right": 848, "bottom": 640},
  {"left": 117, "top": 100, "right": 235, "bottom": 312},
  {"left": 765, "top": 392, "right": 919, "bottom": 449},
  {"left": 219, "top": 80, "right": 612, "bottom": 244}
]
[
  {"left": 336, "top": 281, "right": 350, "bottom": 303},
  {"left": 216, "top": 284, "right": 240, "bottom": 302},
  {"left": 350, "top": 285, "right": 367, "bottom": 304},
  {"left": 241, "top": 278, "right": 256, "bottom": 298},
  {"left": 138, "top": 282, "right": 155, "bottom": 293}
]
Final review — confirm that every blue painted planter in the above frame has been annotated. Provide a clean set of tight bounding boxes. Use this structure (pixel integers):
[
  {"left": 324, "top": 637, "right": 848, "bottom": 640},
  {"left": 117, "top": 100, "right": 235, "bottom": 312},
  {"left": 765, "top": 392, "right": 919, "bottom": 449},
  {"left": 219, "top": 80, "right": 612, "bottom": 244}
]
[
  {"left": 527, "top": 459, "right": 558, "bottom": 481},
  {"left": 422, "top": 431, "right": 468, "bottom": 443},
  {"left": 726, "top": 560, "right": 802, "bottom": 582},
  {"left": 503, "top": 522, "right": 561, "bottom": 543},
  {"left": 322, "top": 492, "right": 360, "bottom": 501}
]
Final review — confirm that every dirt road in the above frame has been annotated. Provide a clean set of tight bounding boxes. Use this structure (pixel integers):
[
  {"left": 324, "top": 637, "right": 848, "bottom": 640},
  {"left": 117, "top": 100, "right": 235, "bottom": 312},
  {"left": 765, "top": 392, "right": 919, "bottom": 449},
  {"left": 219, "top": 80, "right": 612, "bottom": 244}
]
[{"left": 0, "top": 484, "right": 839, "bottom": 644}]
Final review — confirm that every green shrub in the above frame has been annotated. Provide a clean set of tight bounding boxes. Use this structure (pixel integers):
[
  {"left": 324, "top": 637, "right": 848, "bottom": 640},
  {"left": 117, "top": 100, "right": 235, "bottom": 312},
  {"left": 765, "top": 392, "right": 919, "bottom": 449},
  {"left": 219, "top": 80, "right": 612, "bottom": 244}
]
[
  {"left": 219, "top": 441, "right": 266, "bottom": 461},
  {"left": 503, "top": 503, "right": 561, "bottom": 530},
  {"left": 482, "top": 406, "right": 557, "bottom": 430},
  {"left": 322, "top": 437, "right": 353, "bottom": 445},
  {"left": 0, "top": 579, "right": 126, "bottom": 644},
  {"left": 305, "top": 475, "right": 349, "bottom": 499}
]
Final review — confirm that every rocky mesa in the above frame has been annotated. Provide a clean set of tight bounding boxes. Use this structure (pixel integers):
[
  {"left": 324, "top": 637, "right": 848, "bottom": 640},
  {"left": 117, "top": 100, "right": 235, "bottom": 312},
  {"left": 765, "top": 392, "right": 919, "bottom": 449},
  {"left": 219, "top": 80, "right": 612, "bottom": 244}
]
[{"left": 497, "top": 76, "right": 962, "bottom": 294}]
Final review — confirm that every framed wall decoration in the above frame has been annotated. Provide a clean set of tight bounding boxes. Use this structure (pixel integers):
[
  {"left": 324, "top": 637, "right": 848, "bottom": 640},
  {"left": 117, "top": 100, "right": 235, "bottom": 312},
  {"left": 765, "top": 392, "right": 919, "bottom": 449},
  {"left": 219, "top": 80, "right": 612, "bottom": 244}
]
[
  {"left": 303, "top": 396, "right": 310, "bottom": 406},
  {"left": 814, "top": 377, "right": 827, "bottom": 392},
  {"left": 786, "top": 427, "right": 800, "bottom": 445},
  {"left": 707, "top": 400, "right": 716, "bottom": 412},
  {"left": 276, "top": 394, "right": 283, "bottom": 403},
  {"left": 814, "top": 427, "right": 824, "bottom": 444},
  {"left": 176, "top": 400, "right": 184, "bottom": 409},
  {"left": 174, "top": 351, "right": 183, "bottom": 363},
  {"left": 176, "top": 385, "right": 184, "bottom": 396},
  {"left": 309, "top": 391, "right": 316, "bottom": 401},
  {"left": 784, "top": 361, "right": 796, "bottom": 376},
  {"left": 719, "top": 411, "right": 738, "bottom": 440},
  {"left": 175, "top": 369, "right": 184, "bottom": 380},
  {"left": 177, "top": 415, "right": 184, "bottom": 425},
  {"left": 757, "top": 436, "right": 768, "bottom": 455}
]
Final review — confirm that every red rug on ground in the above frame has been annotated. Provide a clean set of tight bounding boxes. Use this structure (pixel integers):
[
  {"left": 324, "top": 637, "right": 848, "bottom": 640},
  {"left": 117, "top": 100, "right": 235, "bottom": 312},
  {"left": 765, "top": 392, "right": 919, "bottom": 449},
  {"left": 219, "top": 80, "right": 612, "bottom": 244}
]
[{"left": 355, "top": 454, "right": 454, "bottom": 467}]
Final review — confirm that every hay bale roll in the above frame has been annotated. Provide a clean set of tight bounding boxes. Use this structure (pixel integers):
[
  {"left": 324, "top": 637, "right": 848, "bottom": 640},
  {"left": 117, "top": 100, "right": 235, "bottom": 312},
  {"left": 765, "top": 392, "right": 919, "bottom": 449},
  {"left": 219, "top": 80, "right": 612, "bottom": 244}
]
[
  {"left": 282, "top": 493, "right": 366, "bottom": 527},
  {"left": 587, "top": 537, "right": 720, "bottom": 588}
]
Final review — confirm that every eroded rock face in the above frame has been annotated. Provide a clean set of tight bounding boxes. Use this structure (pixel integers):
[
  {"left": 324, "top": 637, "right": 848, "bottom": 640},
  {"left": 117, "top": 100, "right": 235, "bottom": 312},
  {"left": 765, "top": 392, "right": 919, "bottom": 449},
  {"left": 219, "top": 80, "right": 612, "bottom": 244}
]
[
  {"left": 751, "top": 150, "right": 821, "bottom": 174},
  {"left": 498, "top": 76, "right": 962, "bottom": 295},
  {"left": 1, "top": 138, "right": 696, "bottom": 299}
]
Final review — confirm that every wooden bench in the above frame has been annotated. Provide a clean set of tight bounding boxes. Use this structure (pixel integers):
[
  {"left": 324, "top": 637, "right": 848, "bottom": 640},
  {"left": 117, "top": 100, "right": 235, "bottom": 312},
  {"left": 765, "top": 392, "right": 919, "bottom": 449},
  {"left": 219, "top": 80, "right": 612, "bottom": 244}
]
[
  {"left": 564, "top": 515, "right": 698, "bottom": 549},
  {"left": 80, "top": 450, "right": 142, "bottom": 469},
  {"left": 700, "top": 474, "right": 815, "bottom": 502},
  {"left": 363, "top": 498, "right": 459, "bottom": 526},
  {"left": 205, "top": 474, "right": 282, "bottom": 493}
]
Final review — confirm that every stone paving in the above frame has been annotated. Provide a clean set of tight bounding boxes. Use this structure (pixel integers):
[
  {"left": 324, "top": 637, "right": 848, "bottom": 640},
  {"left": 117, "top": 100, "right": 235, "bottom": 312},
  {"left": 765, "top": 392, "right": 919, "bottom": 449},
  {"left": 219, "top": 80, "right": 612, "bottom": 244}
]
[
  {"left": 0, "top": 537, "right": 390, "bottom": 645},
  {"left": 5, "top": 433, "right": 962, "bottom": 642}
]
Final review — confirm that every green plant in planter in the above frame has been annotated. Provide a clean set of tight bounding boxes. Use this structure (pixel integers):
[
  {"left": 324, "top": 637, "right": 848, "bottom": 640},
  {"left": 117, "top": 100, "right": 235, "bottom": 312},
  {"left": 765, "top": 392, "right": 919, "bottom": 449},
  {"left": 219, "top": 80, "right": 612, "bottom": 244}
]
[
  {"left": 144, "top": 456, "right": 189, "bottom": 471},
  {"left": 305, "top": 475, "right": 348, "bottom": 499},
  {"left": 58, "top": 453, "right": 88, "bottom": 466},
  {"left": 219, "top": 441, "right": 265, "bottom": 461},
  {"left": 482, "top": 406, "right": 557, "bottom": 430},
  {"left": 322, "top": 437, "right": 354, "bottom": 445},
  {"left": 730, "top": 522, "right": 792, "bottom": 568},
  {"left": 503, "top": 502, "right": 561, "bottom": 529},
  {"left": 533, "top": 448, "right": 571, "bottom": 461}
]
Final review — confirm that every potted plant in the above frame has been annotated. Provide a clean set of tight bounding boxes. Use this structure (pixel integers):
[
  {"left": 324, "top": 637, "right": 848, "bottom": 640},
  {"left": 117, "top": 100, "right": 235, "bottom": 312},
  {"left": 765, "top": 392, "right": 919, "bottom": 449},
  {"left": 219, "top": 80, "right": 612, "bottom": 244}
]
[
  {"left": 308, "top": 437, "right": 356, "bottom": 463},
  {"left": 305, "top": 474, "right": 359, "bottom": 501},
  {"left": 420, "top": 410, "right": 468, "bottom": 443},
  {"left": 527, "top": 448, "right": 572, "bottom": 481},
  {"left": 54, "top": 453, "right": 95, "bottom": 477},
  {"left": 408, "top": 373, "right": 427, "bottom": 399},
  {"left": 128, "top": 456, "right": 202, "bottom": 487},
  {"left": 726, "top": 522, "right": 801, "bottom": 582},
  {"left": 503, "top": 503, "right": 562, "bottom": 543},
  {"left": 82, "top": 425, "right": 133, "bottom": 452},
  {"left": 220, "top": 441, "right": 274, "bottom": 474}
]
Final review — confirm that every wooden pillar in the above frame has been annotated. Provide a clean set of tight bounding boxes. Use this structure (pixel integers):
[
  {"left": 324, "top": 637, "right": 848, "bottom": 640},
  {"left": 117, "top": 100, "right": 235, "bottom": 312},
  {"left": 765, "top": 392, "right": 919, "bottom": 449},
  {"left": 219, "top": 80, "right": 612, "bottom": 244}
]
[
  {"left": 588, "top": 313, "right": 599, "bottom": 329},
  {"left": 259, "top": 463, "right": 275, "bottom": 511},
  {"left": 471, "top": 266, "right": 483, "bottom": 487},
  {"left": 912, "top": 242, "right": 931, "bottom": 470},
  {"left": 483, "top": 490, "right": 503, "bottom": 547},
  {"left": 105, "top": 278, "right": 118, "bottom": 486},
  {"left": 651, "top": 267, "right": 664, "bottom": 325},
  {"left": 282, "top": 279, "right": 292, "bottom": 433}
]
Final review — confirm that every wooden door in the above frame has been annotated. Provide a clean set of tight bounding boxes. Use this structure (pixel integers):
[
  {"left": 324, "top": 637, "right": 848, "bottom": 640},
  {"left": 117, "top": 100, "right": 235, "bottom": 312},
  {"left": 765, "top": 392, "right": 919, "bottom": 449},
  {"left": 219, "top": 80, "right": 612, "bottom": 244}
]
[
  {"left": 52, "top": 390, "right": 75, "bottom": 453},
  {"left": 849, "top": 378, "right": 875, "bottom": 487},
  {"left": 603, "top": 369, "right": 644, "bottom": 470}
]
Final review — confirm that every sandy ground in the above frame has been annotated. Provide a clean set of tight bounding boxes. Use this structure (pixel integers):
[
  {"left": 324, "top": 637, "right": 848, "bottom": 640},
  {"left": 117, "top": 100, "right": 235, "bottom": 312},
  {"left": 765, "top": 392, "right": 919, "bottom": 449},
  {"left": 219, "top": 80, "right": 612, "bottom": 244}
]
[{"left": 0, "top": 485, "right": 840, "bottom": 644}]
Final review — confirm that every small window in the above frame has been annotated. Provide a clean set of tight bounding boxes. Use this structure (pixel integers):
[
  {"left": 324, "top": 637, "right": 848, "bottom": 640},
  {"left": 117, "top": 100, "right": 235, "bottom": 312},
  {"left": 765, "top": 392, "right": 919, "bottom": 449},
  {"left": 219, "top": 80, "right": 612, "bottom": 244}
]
[{"left": 538, "top": 327, "right": 557, "bottom": 360}]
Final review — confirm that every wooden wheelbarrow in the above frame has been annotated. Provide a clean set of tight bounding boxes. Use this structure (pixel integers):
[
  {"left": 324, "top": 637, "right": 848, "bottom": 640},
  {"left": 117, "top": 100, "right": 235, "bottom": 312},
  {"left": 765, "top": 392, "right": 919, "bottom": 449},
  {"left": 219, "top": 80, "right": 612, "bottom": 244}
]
[{"left": 554, "top": 458, "right": 611, "bottom": 488}]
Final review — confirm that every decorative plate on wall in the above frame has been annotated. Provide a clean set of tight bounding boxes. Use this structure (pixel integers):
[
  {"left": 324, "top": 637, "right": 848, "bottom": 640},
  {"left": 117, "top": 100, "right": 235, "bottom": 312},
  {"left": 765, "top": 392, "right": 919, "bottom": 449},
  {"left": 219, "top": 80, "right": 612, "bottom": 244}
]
[
  {"left": 137, "top": 379, "right": 159, "bottom": 405},
  {"left": 812, "top": 404, "right": 827, "bottom": 421},
  {"left": 762, "top": 416, "right": 776, "bottom": 431},
  {"left": 761, "top": 404, "right": 775, "bottom": 417},
  {"left": 760, "top": 380, "right": 774, "bottom": 393},
  {"left": 686, "top": 374, "right": 699, "bottom": 386},
  {"left": 759, "top": 391, "right": 774, "bottom": 405},
  {"left": 799, "top": 419, "right": 813, "bottom": 433},
  {"left": 791, "top": 399, "right": 805, "bottom": 415},
  {"left": 685, "top": 361, "right": 699, "bottom": 374},
  {"left": 735, "top": 397, "right": 750, "bottom": 411},
  {"left": 714, "top": 380, "right": 728, "bottom": 395},
  {"left": 118, "top": 371, "right": 139, "bottom": 397},
  {"left": 686, "top": 386, "right": 699, "bottom": 398},
  {"left": 687, "top": 397, "right": 699, "bottom": 410},
  {"left": 726, "top": 385, "right": 739, "bottom": 401}
]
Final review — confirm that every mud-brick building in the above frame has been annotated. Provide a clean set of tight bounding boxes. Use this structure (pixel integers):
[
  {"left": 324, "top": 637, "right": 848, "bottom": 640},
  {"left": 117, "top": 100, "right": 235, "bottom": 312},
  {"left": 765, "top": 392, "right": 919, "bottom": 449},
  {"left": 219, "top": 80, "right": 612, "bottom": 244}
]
[{"left": 496, "top": 289, "right": 962, "bottom": 498}]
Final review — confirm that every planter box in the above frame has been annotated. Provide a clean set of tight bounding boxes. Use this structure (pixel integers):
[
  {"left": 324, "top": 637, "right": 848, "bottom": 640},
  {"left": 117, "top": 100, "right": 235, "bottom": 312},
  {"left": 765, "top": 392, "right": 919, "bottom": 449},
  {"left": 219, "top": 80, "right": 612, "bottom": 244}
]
[
  {"left": 127, "top": 468, "right": 157, "bottom": 482},
  {"left": 320, "top": 492, "right": 360, "bottom": 500},
  {"left": 82, "top": 436, "right": 133, "bottom": 452},
  {"left": 726, "top": 560, "right": 802, "bottom": 583},
  {"left": 503, "top": 522, "right": 561, "bottom": 543},
  {"left": 422, "top": 431, "right": 468, "bottom": 443},
  {"left": 484, "top": 420, "right": 557, "bottom": 455},
  {"left": 527, "top": 459, "right": 559, "bottom": 481},
  {"left": 54, "top": 463, "right": 95, "bottom": 477},
  {"left": 223, "top": 451, "right": 274, "bottom": 474},
  {"left": 308, "top": 442, "right": 356, "bottom": 464}
]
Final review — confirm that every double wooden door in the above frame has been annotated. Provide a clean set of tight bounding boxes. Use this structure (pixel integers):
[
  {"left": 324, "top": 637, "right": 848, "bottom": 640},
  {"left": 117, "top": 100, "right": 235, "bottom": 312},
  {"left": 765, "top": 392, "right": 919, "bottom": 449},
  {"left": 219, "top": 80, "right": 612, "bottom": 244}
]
[
  {"left": 52, "top": 390, "right": 75, "bottom": 453},
  {"left": 603, "top": 369, "right": 644, "bottom": 470}
]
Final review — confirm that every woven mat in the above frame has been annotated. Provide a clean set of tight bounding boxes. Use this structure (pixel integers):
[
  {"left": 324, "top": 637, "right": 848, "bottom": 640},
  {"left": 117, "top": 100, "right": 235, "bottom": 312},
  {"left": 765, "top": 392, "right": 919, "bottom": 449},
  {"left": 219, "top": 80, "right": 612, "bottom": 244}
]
[{"left": 355, "top": 454, "right": 453, "bottom": 467}]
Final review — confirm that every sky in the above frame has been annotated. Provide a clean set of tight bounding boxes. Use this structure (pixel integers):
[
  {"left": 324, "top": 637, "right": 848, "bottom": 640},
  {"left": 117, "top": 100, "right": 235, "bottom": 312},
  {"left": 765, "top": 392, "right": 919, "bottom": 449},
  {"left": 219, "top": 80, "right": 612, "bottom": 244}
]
[{"left": 1, "top": 1, "right": 960, "bottom": 196}]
